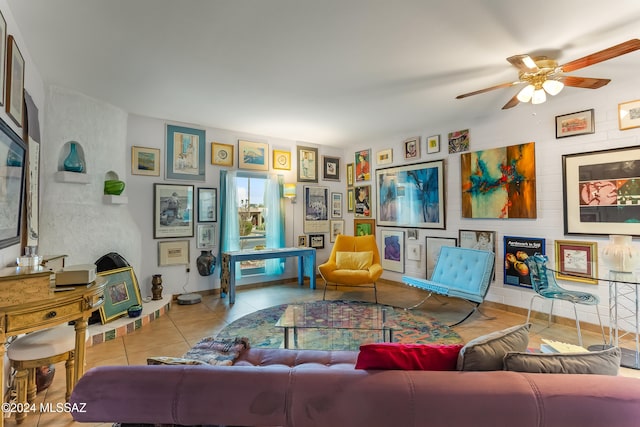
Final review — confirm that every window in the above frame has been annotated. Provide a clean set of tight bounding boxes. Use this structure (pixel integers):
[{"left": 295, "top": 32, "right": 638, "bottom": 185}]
[{"left": 237, "top": 176, "right": 267, "bottom": 273}]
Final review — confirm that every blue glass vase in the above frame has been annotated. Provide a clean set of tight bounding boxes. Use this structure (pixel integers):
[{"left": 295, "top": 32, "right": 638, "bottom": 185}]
[{"left": 63, "top": 142, "right": 84, "bottom": 173}]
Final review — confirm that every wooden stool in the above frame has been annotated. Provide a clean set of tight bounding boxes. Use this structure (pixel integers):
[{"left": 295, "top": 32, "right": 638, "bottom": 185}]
[{"left": 7, "top": 325, "right": 76, "bottom": 424}]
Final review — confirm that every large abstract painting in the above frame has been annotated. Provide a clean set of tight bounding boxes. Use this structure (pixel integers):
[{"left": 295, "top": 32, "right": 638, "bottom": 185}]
[{"left": 461, "top": 142, "right": 536, "bottom": 218}]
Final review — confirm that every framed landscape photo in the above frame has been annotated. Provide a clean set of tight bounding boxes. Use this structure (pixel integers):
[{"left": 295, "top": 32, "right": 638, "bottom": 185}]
[
  {"left": 166, "top": 124, "right": 206, "bottom": 181},
  {"left": 330, "top": 219, "right": 345, "bottom": 243},
  {"left": 555, "top": 109, "right": 595, "bottom": 138},
  {"left": 154, "top": 183, "right": 194, "bottom": 238},
  {"left": 403, "top": 136, "right": 420, "bottom": 160},
  {"left": 377, "top": 148, "right": 392, "bottom": 165},
  {"left": 618, "top": 99, "right": 640, "bottom": 130},
  {"left": 331, "top": 192, "right": 342, "bottom": 218},
  {"left": 309, "top": 234, "right": 325, "bottom": 249},
  {"left": 562, "top": 146, "right": 640, "bottom": 236},
  {"left": 197, "top": 187, "right": 217, "bottom": 222},
  {"left": 425, "top": 237, "right": 456, "bottom": 278},
  {"left": 354, "top": 218, "right": 375, "bottom": 236},
  {"left": 427, "top": 135, "right": 440, "bottom": 154},
  {"left": 273, "top": 149, "right": 291, "bottom": 170},
  {"left": 131, "top": 146, "right": 161, "bottom": 176},
  {"left": 297, "top": 145, "right": 318, "bottom": 182},
  {"left": 554, "top": 240, "right": 598, "bottom": 284},
  {"left": 303, "top": 185, "right": 329, "bottom": 233},
  {"left": 322, "top": 155, "right": 341, "bottom": 181},
  {"left": 6, "top": 36, "right": 24, "bottom": 127},
  {"left": 98, "top": 267, "right": 142, "bottom": 323},
  {"left": 197, "top": 224, "right": 216, "bottom": 249},
  {"left": 238, "top": 140, "right": 268, "bottom": 171},
  {"left": 158, "top": 239, "right": 190, "bottom": 266},
  {"left": 381, "top": 229, "right": 404, "bottom": 273},
  {"left": 211, "top": 142, "right": 234, "bottom": 167}
]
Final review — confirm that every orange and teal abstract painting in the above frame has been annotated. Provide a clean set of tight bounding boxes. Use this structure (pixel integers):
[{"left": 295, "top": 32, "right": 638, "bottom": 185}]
[{"left": 461, "top": 142, "right": 536, "bottom": 218}]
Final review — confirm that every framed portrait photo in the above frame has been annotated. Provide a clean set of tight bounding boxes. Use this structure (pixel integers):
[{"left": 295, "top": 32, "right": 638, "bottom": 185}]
[
  {"left": 322, "top": 155, "right": 341, "bottom": 181},
  {"left": 166, "top": 124, "right": 206, "bottom": 181},
  {"left": 131, "top": 146, "right": 161, "bottom": 176},
  {"left": 618, "top": 99, "right": 640, "bottom": 130},
  {"left": 355, "top": 149, "right": 371, "bottom": 181},
  {"left": 554, "top": 240, "right": 598, "bottom": 284},
  {"left": 211, "top": 142, "right": 234, "bottom": 167},
  {"left": 197, "top": 187, "right": 217, "bottom": 222},
  {"left": 273, "top": 149, "right": 291, "bottom": 170},
  {"left": 448, "top": 129, "right": 469, "bottom": 154},
  {"left": 297, "top": 145, "right": 318, "bottom": 182},
  {"left": 354, "top": 185, "right": 371, "bottom": 218},
  {"left": 98, "top": 266, "right": 142, "bottom": 323},
  {"left": 154, "top": 183, "right": 194, "bottom": 239},
  {"left": 238, "top": 140, "right": 268, "bottom": 171},
  {"left": 555, "top": 109, "right": 595, "bottom": 138},
  {"left": 158, "top": 239, "right": 190, "bottom": 266},
  {"left": 403, "top": 137, "right": 420, "bottom": 160}
]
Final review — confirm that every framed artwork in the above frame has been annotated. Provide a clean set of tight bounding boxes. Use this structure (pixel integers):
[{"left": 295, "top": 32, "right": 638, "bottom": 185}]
[
  {"left": 347, "top": 188, "right": 355, "bottom": 212},
  {"left": 298, "top": 235, "right": 307, "bottom": 247},
  {"left": 354, "top": 218, "right": 375, "bottom": 236},
  {"left": 618, "top": 99, "right": 640, "bottom": 130},
  {"left": 197, "top": 187, "right": 217, "bottom": 222},
  {"left": 153, "top": 183, "right": 194, "bottom": 238},
  {"left": 355, "top": 149, "right": 371, "bottom": 181},
  {"left": 448, "top": 129, "right": 469, "bottom": 154},
  {"left": 98, "top": 267, "right": 142, "bottom": 323},
  {"left": 131, "top": 146, "right": 161, "bottom": 176},
  {"left": 354, "top": 185, "right": 371, "bottom": 218},
  {"left": 211, "top": 142, "right": 234, "bottom": 167},
  {"left": 273, "top": 149, "right": 291, "bottom": 170},
  {"left": 381, "top": 229, "right": 404, "bottom": 273},
  {"left": 403, "top": 137, "right": 420, "bottom": 160},
  {"left": 459, "top": 229, "right": 496, "bottom": 280},
  {"left": 346, "top": 162, "right": 355, "bottom": 186},
  {"left": 425, "top": 237, "right": 457, "bottom": 278},
  {"left": 0, "top": 11, "right": 6, "bottom": 106},
  {"left": 303, "top": 185, "right": 329, "bottom": 233},
  {"left": 554, "top": 240, "right": 598, "bottom": 284},
  {"left": 377, "top": 149, "right": 392, "bottom": 165},
  {"left": 0, "top": 118, "right": 26, "bottom": 249},
  {"left": 197, "top": 224, "right": 216, "bottom": 249},
  {"left": 309, "top": 234, "right": 325, "bottom": 249},
  {"left": 297, "top": 145, "right": 318, "bottom": 182},
  {"left": 427, "top": 135, "right": 440, "bottom": 154},
  {"left": 376, "top": 160, "right": 445, "bottom": 229},
  {"left": 158, "top": 239, "right": 190, "bottom": 266},
  {"left": 504, "top": 236, "right": 545, "bottom": 289},
  {"left": 322, "top": 155, "right": 341, "bottom": 181},
  {"left": 562, "top": 146, "right": 640, "bottom": 236},
  {"left": 331, "top": 192, "right": 343, "bottom": 218},
  {"left": 330, "top": 219, "right": 345, "bottom": 243},
  {"left": 461, "top": 141, "right": 536, "bottom": 219},
  {"left": 406, "top": 242, "right": 421, "bottom": 260},
  {"left": 166, "top": 124, "right": 206, "bottom": 181},
  {"left": 555, "top": 109, "right": 595, "bottom": 138},
  {"left": 238, "top": 140, "right": 268, "bottom": 171},
  {"left": 6, "top": 36, "right": 24, "bottom": 127}
]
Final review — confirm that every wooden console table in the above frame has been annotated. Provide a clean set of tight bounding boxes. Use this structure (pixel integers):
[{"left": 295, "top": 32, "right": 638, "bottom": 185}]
[
  {"left": 0, "top": 267, "right": 105, "bottom": 426},
  {"left": 221, "top": 247, "right": 316, "bottom": 304}
]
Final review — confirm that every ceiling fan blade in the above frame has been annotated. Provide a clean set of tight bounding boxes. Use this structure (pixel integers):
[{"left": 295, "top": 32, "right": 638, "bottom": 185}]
[
  {"left": 456, "top": 81, "right": 521, "bottom": 99},
  {"left": 502, "top": 94, "right": 520, "bottom": 110},
  {"left": 507, "top": 54, "right": 539, "bottom": 73},
  {"left": 560, "top": 39, "right": 640, "bottom": 73},
  {"left": 559, "top": 76, "right": 611, "bottom": 89}
]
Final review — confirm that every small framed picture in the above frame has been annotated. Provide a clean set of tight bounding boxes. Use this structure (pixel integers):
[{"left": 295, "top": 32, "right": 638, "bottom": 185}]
[
  {"left": 554, "top": 240, "right": 598, "bottom": 284},
  {"left": 355, "top": 149, "right": 371, "bottom": 181},
  {"left": 331, "top": 192, "right": 342, "bottom": 218},
  {"left": 297, "top": 145, "right": 318, "bottom": 182},
  {"left": 273, "top": 149, "right": 291, "bottom": 170},
  {"left": 330, "top": 219, "right": 345, "bottom": 243},
  {"left": 347, "top": 188, "right": 355, "bottom": 212},
  {"left": 197, "top": 187, "right": 217, "bottom": 222},
  {"left": 448, "top": 129, "right": 469, "bottom": 154},
  {"left": 354, "top": 185, "right": 371, "bottom": 217},
  {"left": 555, "top": 109, "right": 595, "bottom": 138},
  {"left": 154, "top": 184, "right": 194, "bottom": 239},
  {"left": 322, "top": 155, "right": 341, "bottom": 181},
  {"left": 238, "top": 140, "right": 268, "bottom": 171},
  {"left": 354, "top": 218, "right": 375, "bottom": 236},
  {"left": 618, "top": 99, "right": 640, "bottom": 130},
  {"left": 346, "top": 163, "right": 355, "bottom": 186},
  {"left": 425, "top": 237, "right": 457, "bottom": 278},
  {"left": 166, "top": 124, "right": 206, "bottom": 181},
  {"left": 131, "top": 146, "right": 161, "bottom": 176},
  {"left": 309, "top": 234, "right": 325, "bottom": 249},
  {"left": 381, "top": 229, "right": 404, "bottom": 273},
  {"left": 427, "top": 135, "right": 440, "bottom": 154},
  {"left": 158, "top": 240, "right": 190, "bottom": 266},
  {"left": 403, "top": 137, "right": 420, "bottom": 160},
  {"left": 6, "top": 35, "right": 24, "bottom": 127},
  {"left": 98, "top": 266, "right": 142, "bottom": 323},
  {"left": 197, "top": 224, "right": 216, "bottom": 249},
  {"left": 297, "top": 235, "right": 307, "bottom": 247},
  {"left": 377, "top": 149, "right": 393, "bottom": 165},
  {"left": 211, "top": 142, "right": 234, "bottom": 167}
]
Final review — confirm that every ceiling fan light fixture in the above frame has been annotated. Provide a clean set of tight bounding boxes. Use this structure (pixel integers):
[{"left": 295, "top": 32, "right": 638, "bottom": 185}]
[
  {"left": 517, "top": 84, "right": 535, "bottom": 102},
  {"left": 531, "top": 88, "right": 547, "bottom": 104},
  {"left": 542, "top": 79, "right": 564, "bottom": 96}
]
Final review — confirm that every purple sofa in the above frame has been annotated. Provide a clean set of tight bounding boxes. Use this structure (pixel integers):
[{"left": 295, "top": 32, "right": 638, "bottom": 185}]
[{"left": 70, "top": 347, "right": 640, "bottom": 427}]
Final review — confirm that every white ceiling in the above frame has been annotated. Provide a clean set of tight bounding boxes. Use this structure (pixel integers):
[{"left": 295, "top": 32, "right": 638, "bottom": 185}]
[{"left": 7, "top": 0, "right": 640, "bottom": 146}]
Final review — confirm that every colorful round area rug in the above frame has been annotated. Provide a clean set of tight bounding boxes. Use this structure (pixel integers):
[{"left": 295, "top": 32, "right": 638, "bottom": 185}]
[{"left": 216, "top": 300, "right": 462, "bottom": 350}]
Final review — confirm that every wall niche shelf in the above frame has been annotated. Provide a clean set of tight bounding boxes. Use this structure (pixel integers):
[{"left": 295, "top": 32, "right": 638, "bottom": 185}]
[
  {"left": 103, "top": 195, "right": 128, "bottom": 205},
  {"left": 54, "top": 171, "right": 90, "bottom": 184}
]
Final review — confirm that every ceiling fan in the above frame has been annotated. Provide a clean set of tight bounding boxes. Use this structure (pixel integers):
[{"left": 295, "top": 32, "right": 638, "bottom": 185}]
[{"left": 456, "top": 39, "right": 640, "bottom": 109}]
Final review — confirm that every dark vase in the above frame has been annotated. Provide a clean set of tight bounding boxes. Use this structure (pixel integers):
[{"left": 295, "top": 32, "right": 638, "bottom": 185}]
[
  {"left": 63, "top": 142, "right": 84, "bottom": 173},
  {"left": 151, "top": 274, "right": 163, "bottom": 300},
  {"left": 197, "top": 250, "right": 216, "bottom": 276}
]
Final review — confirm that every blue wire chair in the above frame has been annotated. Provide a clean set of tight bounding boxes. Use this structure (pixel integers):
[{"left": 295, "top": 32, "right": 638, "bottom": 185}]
[{"left": 523, "top": 253, "right": 606, "bottom": 347}]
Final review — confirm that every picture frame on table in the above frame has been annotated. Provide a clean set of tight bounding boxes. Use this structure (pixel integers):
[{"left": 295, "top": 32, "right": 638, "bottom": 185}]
[
  {"left": 98, "top": 266, "right": 142, "bottom": 324},
  {"left": 297, "top": 145, "right": 318, "bottom": 182},
  {"left": 6, "top": 35, "right": 24, "bottom": 127},
  {"left": 330, "top": 219, "right": 345, "bottom": 243},
  {"left": 297, "top": 235, "right": 307, "bottom": 247},
  {"left": 504, "top": 236, "right": 545, "bottom": 289},
  {"left": 197, "top": 224, "right": 216, "bottom": 249},
  {"left": 303, "top": 185, "right": 329, "bottom": 233},
  {"left": 0, "top": 118, "right": 26, "bottom": 249},
  {"left": 354, "top": 218, "right": 375, "bottom": 236},
  {"left": 377, "top": 148, "right": 393, "bottom": 165},
  {"left": 425, "top": 237, "right": 456, "bottom": 279},
  {"left": 197, "top": 187, "right": 217, "bottom": 222},
  {"left": 272, "top": 149, "right": 291, "bottom": 170},
  {"left": 355, "top": 149, "right": 371, "bottom": 181},
  {"left": 158, "top": 240, "right": 190, "bottom": 266},
  {"left": 618, "top": 99, "right": 640, "bottom": 130},
  {"left": 309, "top": 234, "right": 325, "bottom": 249},
  {"left": 331, "top": 192, "right": 342, "bottom": 218},
  {"left": 322, "top": 155, "right": 341, "bottom": 181},
  {"left": 403, "top": 136, "right": 420, "bottom": 160},
  {"left": 166, "top": 124, "right": 206, "bottom": 181},
  {"left": 555, "top": 109, "right": 595, "bottom": 138},
  {"left": 0, "top": 11, "right": 6, "bottom": 106},
  {"left": 211, "top": 142, "right": 234, "bottom": 167},
  {"left": 554, "top": 240, "right": 598, "bottom": 284},
  {"left": 380, "top": 229, "right": 404, "bottom": 273},
  {"left": 131, "top": 146, "right": 161, "bottom": 176},
  {"left": 346, "top": 163, "right": 355, "bottom": 186},
  {"left": 153, "top": 183, "right": 194, "bottom": 239},
  {"left": 238, "top": 140, "right": 268, "bottom": 171},
  {"left": 427, "top": 135, "right": 440, "bottom": 154},
  {"left": 562, "top": 146, "right": 640, "bottom": 236}
]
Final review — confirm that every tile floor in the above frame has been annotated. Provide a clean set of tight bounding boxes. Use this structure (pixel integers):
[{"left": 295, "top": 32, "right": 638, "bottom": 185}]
[{"left": 5, "top": 280, "right": 640, "bottom": 427}]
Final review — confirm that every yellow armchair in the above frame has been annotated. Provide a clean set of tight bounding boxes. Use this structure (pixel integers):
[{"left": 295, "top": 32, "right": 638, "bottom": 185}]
[{"left": 318, "top": 234, "right": 383, "bottom": 303}]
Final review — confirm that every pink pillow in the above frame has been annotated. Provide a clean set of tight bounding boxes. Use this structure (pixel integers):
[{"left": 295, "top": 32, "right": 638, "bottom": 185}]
[{"left": 355, "top": 343, "right": 464, "bottom": 371}]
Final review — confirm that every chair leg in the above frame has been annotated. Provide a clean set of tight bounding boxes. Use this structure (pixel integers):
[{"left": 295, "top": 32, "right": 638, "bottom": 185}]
[
  {"left": 373, "top": 282, "right": 378, "bottom": 304},
  {"left": 548, "top": 300, "right": 555, "bottom": 328},
  {"left": 595, "top": 304, "right": 606, "bottom": 344},
  {"left": 404, "top": 292, "right": 434, "bottom": 310},
  {"left": 572, "top": 303, "right": 584, "bottom": 348},
  {"left": 322, "top": 280, "right": 328, "bottom": 301},
  {"left": 449, "top": 302, "right": 481, "bottom": 327}
]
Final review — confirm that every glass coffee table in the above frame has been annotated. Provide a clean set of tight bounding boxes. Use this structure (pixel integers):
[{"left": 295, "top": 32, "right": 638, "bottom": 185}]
[{"left": 275, "top": 302, "right": 396, "bottom": 349}]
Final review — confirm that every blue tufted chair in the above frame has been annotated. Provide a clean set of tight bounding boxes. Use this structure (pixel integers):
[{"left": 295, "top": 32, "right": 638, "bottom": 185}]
[{"left": 402, "top": 246, "right": 495, "bottom": 326}]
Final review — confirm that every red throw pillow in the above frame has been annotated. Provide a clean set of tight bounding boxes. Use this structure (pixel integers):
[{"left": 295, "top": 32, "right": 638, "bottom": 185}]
[{"left": 355, "top": 343, "right": 464, "bottom": 371}]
